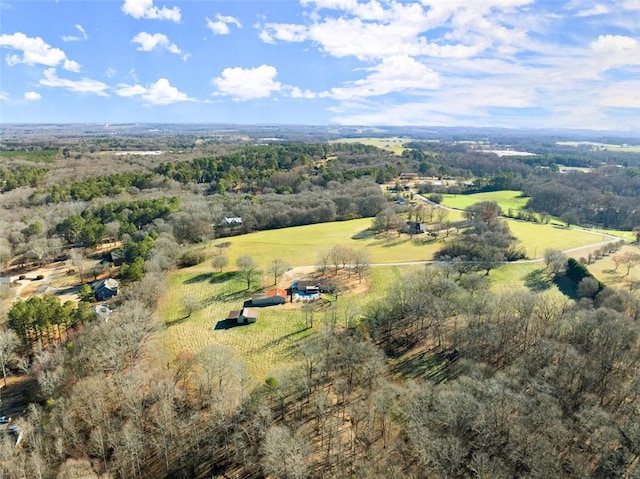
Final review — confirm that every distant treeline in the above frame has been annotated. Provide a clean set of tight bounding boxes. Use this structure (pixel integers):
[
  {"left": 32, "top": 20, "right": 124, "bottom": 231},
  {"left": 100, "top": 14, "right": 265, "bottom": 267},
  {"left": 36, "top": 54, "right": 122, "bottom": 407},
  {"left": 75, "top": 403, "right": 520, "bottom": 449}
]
[{"left": 408, "top": 141, "right": 640, "bottom": 230}]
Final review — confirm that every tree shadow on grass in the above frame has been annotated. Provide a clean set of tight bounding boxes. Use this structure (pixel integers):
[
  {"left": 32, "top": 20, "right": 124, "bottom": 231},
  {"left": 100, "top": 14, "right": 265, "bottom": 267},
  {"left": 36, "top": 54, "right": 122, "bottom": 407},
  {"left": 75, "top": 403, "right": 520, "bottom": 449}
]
[
  {"left": 249, "top": 326, "right": 310, "bottom": 355},
  {"left": 205, "top": 282, "right": 262, "bottom": 304},
  {"left": 352, "top": 229, "right": 375, "bottom": 240},
  {"left": 553, "top": 274, "right": 579, "bottom": 300},
  {"left": 381, "top": 237, "right": 413, "bottom": 248},
  {"left": 184, "top": 273, "right": 212, "bottom": 284},
  {"left": 390, "top": 349, "right": 458, "bottom": 384},
  {"left": 214, "top": 318, "right": 242, "bottom": 330},
  {"left": 524, "top": 268, "right": 553, "bottom": 292},
  {"left": 209, "top": 271, "right": 239, "bottom": 283},
  {"left": 183, "top": 271, "right": 239, "bottom": 285}
]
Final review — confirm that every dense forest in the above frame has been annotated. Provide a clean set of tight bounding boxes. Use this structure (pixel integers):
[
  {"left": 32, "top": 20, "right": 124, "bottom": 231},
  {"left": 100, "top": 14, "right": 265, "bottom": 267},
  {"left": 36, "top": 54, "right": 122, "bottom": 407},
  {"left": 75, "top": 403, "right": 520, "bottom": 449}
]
[{"left": 1, "top": 128, "right": 640, "bottom": 478}]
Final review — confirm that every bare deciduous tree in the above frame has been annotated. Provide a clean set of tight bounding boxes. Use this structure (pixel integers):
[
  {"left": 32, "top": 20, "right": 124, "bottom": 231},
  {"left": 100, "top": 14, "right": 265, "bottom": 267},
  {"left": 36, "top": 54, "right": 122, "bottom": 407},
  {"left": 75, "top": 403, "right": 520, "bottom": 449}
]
[
  {"left": 237, "top": 255, "right": 259, "bottom": 290},
  {"left": 211, "top": 254, "right": 228, "bottom": 272},
  {"left": 261, "top": 425, "right": 309, "bottom": 479},
  {"left": 0, "top": 329, "right": 19, "bottom": 387},
  {"left": 268, "top": 258, "right": 289, "bottom": 285}
]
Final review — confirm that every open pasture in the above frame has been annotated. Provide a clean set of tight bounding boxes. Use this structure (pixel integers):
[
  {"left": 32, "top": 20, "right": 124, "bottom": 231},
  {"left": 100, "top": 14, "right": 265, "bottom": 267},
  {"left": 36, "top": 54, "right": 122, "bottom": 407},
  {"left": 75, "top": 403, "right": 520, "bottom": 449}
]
[
  {"left": 331, "top": 137, "right": 409, "bottom": 155},
  {"left": 506, "top": 220, "right": 610, "bottom": 259},
  {"left": 195, "top": 218, "right": 443, "bottom": 272},
  {"left": 586, "top": 245, "right": 640, "bottom": 288},
  {"left": 441, "top": 190, "right": 529, "bottom": 212},
  {"left": 160, "top": 215, "right": 615, "bottom": 379}
]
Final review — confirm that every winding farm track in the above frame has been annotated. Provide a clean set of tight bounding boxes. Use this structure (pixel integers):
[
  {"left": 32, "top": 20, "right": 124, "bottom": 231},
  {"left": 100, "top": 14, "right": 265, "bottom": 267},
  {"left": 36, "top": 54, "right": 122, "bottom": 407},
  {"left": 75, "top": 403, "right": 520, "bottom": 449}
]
[{"left": 282, "top": 231, "right": 626, "bottom": 279}]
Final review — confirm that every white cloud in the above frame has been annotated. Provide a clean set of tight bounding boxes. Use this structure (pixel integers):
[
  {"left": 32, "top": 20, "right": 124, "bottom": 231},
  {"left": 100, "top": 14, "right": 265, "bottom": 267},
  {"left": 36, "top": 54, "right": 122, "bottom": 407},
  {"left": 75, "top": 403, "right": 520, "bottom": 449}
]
[
  {"left": 0, "top": 32, "right": 80, "bottom": 71},
  {"left": 39, "top": 68, "right": 109, "bottom": 96},
  {"left": 575, "top": 4, "right": 611, "bottom": 16},
  {"left": 288, "top": 87, "right": 317, "bottom": 99},
  {"left": 0, "top": 91, "right": 8, "bottom": 101},
  {"left": 62, "top": 24, "right": 88, "bottom": 42},
  {"left": 115, "top": 78, "right": 191, "bottom": 105},
  {"left": 623, "top": 0, "right": 640, "bottom": 8},
  {"left": 213, "top": 65, "right": 282, "bottom": 100},
  {"left": 591, "top": 34, "right": 639, "bottom": 53},
  {"left": 115, "top": 84, "right": 148, "bottom": 97},
  {"left": 122, "top": 0, "right": 180, "bottom": 22},
  {"left": 589, "top": 34, "right": 640, "bottom": 72},
  {"left": 132, "top": 32, "right": 185, "bottom": 58},
  {"left": 259, "top": 23, "right": 307, "bottom": 44},
  {"left": 63, "top": 59, "right": 81, "bottom": 72},
  {"left": 260, "top": 1, "right": 533, "bottom": 62},
  {"left": 206, "top": 14, "right": 242, "bottom": 35},
  {"left": 327, "top": 56, "right": 440, "bottom": 99},
  {"left": 24, "top": 91, "right": 41, "bottom": 101},
  {"left": 598, "top": 81, "right": 640, "bottom": 108},
  {"left": 105, "top": 67, "right": 117, "bottom": 78}
]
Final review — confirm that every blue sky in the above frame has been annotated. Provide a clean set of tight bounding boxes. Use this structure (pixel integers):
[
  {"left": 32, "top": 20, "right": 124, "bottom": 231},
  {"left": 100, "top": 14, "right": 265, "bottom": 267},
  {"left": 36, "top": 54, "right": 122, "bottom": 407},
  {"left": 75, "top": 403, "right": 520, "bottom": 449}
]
[{"left": 1, "top": 0, "right": 639, "bottom": 129}]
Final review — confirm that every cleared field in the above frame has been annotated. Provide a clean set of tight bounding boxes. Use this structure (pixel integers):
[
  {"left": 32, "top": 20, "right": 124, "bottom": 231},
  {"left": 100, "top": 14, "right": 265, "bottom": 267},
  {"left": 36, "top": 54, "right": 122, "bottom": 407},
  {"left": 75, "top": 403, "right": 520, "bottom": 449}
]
[
  {"left": 557, "top": 141, "right": 640, "bottom": 153},
  {"left": 507, "top": 220, "right": 609, "bottom": 259},
  {"left": 441, "top": 190, "right": 529, "bottom": 212},
  {"left": 587, "top": 245, "right": 640, "bottom": 288},
  {"left": 331, "top": 137, "right": 409, "bottom": 155},
  {"left": 190, "top": 219, "right": 442, "bottom": 273},
  {"left": 160, "top": 272, "right": 311, "bottom": 380},
  {"left": 160, "top": 264, "right": 411, "bottom": 380}
]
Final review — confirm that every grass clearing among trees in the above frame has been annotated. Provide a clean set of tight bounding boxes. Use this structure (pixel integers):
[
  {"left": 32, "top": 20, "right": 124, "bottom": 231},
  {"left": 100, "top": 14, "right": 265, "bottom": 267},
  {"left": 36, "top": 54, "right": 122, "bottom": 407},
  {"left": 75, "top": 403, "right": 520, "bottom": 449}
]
[
  {"left": 331, "top": 137, "right": 409, "bottom": 155},
  {"left": 159, "top": 264, "right": 411, "bottom": 380},
  {"left": 441, "top": 190, "right": 529, "bottom": 212},
  {"left": 506, "top": 220, "right": 610, "bottom": 259}
]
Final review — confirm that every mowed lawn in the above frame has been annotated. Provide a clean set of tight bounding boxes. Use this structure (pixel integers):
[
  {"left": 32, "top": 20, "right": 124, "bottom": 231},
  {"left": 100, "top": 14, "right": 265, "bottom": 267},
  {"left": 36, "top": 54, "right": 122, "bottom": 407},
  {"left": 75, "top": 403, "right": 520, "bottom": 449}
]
[{"left": 441, "top": 190, "right": 530, "bottom": 212}]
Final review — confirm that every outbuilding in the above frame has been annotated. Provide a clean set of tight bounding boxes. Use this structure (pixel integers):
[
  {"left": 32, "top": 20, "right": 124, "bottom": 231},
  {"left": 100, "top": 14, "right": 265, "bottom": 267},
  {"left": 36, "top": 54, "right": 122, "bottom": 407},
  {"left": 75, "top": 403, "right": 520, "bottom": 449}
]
[
  {"left": 251, "top": 288, "right": 287, "bottom": 306},
  {"left": 227, "top": 307, "right": 259, "bottom": 325}
]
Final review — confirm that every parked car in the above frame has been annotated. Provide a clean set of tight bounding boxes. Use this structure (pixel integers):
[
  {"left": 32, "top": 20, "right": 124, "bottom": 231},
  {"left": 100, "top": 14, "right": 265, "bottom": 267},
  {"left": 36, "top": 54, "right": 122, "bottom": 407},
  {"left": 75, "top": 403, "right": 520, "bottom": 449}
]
[{"left": 0, "top": 416, "right": 10, "bottom": 425}]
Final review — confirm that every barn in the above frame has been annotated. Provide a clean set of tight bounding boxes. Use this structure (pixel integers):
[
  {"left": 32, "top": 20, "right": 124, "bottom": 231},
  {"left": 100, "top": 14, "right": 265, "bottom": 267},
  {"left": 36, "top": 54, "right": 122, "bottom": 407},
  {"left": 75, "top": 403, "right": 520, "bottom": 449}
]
[{"left": 251, "top": 288, "right": 287, "bottom": 306}]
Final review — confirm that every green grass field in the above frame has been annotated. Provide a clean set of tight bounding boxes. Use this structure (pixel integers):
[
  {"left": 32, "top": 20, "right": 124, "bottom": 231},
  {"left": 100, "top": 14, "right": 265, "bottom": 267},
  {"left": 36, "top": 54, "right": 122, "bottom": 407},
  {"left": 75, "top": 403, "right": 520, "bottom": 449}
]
[
  {"left": 441, "top": 190, "right": 529, "bottom": 212},
  {"left": 191, "top": 219, "right": 443, "bottom": 273},
  {"left": 506, "top": 220, "right": 609, "bottom": 259},
  {"left": 331, "top": 137, "right": 409, "bottom": 155}
]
